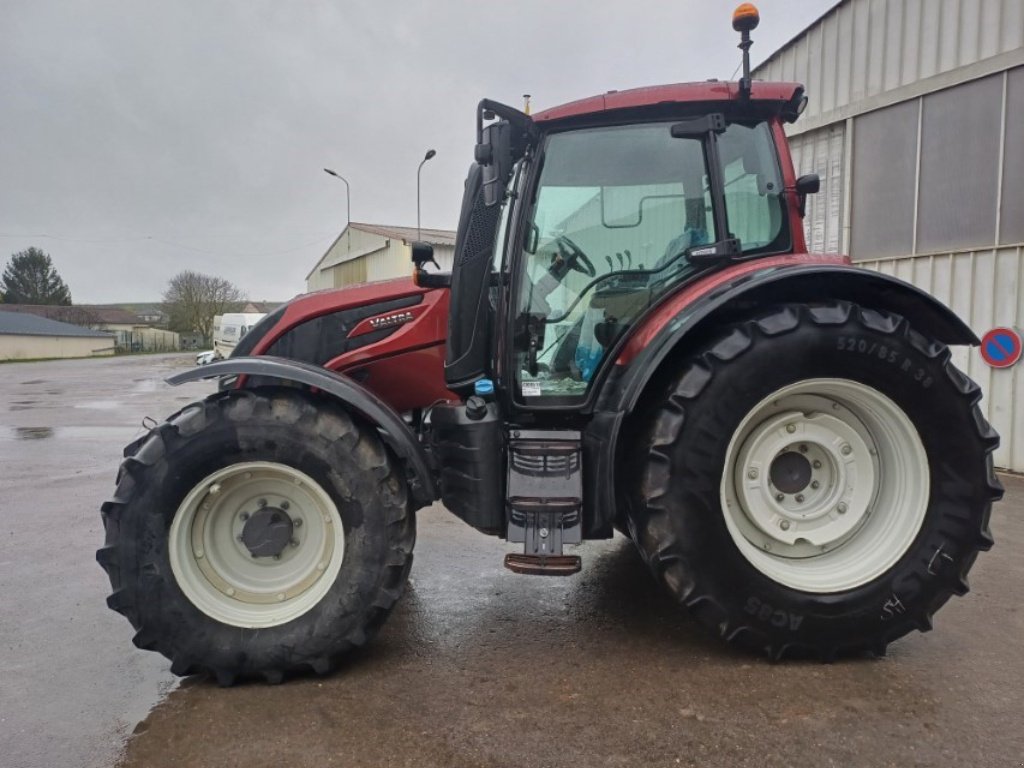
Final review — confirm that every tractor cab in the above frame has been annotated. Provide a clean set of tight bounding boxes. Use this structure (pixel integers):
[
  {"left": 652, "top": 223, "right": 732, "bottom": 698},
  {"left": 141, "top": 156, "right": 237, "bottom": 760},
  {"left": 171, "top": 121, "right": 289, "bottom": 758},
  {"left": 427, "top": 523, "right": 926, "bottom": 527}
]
[{"left": 418, "top": 32, "right": 813, "bottom": 417}]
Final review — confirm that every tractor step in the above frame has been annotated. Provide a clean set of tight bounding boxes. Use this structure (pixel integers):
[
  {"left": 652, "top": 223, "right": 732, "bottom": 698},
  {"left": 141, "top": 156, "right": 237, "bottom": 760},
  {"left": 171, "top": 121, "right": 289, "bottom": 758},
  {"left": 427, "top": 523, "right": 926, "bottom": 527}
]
[
  {"left": 503, "top": 553, "right": 582, "bottom": 576},
  {"left": 506, "top": 430, "right": 583, "bottom": 567}
]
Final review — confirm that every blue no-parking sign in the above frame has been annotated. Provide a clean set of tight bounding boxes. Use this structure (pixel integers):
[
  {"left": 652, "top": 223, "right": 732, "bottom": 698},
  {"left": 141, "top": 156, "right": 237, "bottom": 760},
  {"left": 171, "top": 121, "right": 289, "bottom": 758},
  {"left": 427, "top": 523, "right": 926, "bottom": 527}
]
[{"left": 979, "top": 327, "right": 1022, "bottom": 369}]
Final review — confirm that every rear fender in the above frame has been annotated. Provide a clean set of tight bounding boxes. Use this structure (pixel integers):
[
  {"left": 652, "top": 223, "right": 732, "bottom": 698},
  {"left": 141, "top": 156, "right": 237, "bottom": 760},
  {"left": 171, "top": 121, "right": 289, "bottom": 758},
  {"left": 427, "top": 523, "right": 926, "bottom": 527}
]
[
  {"left": 168, "top": 356, "right": 437, "bottom": 508},
  {"left": 606, "top": 263, "right": 977, "bottom": 414}
]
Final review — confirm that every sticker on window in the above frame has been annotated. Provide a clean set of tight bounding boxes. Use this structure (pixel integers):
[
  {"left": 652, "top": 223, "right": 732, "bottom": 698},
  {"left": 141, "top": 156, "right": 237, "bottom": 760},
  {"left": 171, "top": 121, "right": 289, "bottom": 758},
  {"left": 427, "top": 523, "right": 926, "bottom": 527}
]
[{"left": 521, "top": 380, "right": 542, "bottom": 397}]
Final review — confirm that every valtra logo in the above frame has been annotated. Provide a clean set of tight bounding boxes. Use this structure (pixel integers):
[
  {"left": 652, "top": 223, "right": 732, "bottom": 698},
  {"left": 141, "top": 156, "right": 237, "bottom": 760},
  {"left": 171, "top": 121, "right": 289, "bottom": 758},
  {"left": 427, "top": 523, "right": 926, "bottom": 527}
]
[{"left": 368, "top": 310, "right": 414, "bottom": 330}]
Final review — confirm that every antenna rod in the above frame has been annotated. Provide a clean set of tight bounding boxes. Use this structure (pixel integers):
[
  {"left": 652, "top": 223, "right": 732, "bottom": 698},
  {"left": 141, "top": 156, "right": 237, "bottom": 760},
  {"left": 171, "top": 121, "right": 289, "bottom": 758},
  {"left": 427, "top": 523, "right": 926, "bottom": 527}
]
[{"left": 732, "top": 4, "right": 760, "bottom": 100}]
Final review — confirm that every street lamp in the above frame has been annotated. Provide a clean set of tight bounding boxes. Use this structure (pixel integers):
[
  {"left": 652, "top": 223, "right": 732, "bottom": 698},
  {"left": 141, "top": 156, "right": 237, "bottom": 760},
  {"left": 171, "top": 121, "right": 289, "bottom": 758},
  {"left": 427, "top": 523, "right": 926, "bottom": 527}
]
[
  {"left": 323, "top": 167, "right": 351, "bottom": 230},
  {"left": 417, "top": 149, "right": 436, "bottom": 240}
]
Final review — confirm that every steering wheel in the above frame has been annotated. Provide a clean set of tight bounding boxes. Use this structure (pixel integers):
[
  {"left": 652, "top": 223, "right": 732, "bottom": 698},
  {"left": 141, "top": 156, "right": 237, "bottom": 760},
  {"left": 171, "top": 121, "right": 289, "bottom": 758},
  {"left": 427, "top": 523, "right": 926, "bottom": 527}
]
[{"left": 551, "top": 235, "right": 597, "bottom": 279}]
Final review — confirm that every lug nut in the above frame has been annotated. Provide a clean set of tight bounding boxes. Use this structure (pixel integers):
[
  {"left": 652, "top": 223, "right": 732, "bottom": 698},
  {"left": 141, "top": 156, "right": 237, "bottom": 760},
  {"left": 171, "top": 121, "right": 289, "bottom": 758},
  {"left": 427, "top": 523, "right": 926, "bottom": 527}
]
[
  {"left": 240, "top": 512, "right": 249, "bottom": 521},
  {"left": 837, "top": 502, "right": 848, "bottom": 514},
  {"left": 290, "top": 539, "right": 299, "bottom": 547},
  {"left": 281, "top": 501, "right": 290, "bottom": 511},
  {"left": 258, "top": 498, "right": 267, "bottom": 508},
  {"left": 294, "top": 518, "right": 303, "bottom": 528},
  {"left": 795, "top": 494, "right": 805, "bottom": 503},
  {"left": 273, "top": 554, "right": 281, "bottom": 561},
  {"left": 799, "top": 444, "right": 808, "bottom": 453},
  {"left": 841, "top": 444, "right": 852, "bottom": 456},
  {"left": 236, "top": 535, "right": 244, "bottom": 542},
  {"left": 209, "top": 483, "right": 222, "bottom": 495},
  {"left": 775, "top": 493, "right": 785, "bottom": 502},
  {"left": 747, "top": 468, "right": 758, "bottom": 479},
  {"left": 811, "top": 480, "right": 820, "bottom": 489},
  {"left": 780, "top": 520, "right": 791, "bottom": 531},
  {"left": 812, "top": 460, "right": 822, "bottom": 469},
  {"left": 786, "top": 424, "right": 796, "bottom": 434}
]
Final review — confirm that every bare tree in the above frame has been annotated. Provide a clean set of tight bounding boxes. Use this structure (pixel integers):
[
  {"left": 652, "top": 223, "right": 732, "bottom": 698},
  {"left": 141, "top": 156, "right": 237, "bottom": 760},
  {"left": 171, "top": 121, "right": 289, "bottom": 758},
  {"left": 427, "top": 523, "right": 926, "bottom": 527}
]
[{"left": 163, "top": 271, "right": 245, "bottom": 343}]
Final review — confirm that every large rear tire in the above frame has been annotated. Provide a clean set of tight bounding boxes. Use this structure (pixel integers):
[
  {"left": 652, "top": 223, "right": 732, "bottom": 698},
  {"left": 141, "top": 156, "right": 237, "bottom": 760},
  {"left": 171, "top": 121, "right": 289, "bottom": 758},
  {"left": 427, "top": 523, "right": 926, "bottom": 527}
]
[
  {"left": 630, "top": 302, "right": 1001, "bottom": 659},
  {"left": 97, "top": 388, "right": 415, "bottom": 684}
]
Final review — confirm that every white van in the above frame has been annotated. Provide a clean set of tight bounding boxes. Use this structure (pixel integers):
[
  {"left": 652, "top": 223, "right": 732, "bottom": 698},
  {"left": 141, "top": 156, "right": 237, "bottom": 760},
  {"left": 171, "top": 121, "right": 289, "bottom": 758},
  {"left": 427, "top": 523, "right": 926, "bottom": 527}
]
[{"left": 213, "top": 313, "right": 265, "bottom": 359}]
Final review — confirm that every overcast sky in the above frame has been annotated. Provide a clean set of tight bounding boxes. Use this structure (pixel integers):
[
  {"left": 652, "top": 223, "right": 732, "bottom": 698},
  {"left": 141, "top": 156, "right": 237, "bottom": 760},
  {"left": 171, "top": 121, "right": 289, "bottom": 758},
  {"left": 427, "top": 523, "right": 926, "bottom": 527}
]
[{"left": 0, "top": 0, "right": 835, "bottom": 304}]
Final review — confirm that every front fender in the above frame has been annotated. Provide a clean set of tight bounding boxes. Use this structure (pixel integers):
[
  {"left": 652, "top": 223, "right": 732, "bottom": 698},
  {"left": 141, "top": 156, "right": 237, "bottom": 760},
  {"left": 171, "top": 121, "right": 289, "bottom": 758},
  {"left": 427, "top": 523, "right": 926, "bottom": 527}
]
[{"left": 168, "top": 356, "right": 437, "bottom": 508}]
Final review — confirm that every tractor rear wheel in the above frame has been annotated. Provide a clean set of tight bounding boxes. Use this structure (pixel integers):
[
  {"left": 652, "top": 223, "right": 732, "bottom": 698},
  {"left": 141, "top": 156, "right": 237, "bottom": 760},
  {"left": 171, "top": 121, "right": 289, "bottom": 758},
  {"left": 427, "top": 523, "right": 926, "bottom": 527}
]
[
  {"left": 630, "top": 302, "right": 1001, "bottom": 659},
  {"left": 97, "top": 388, "right": 414, "bottom": 684}
]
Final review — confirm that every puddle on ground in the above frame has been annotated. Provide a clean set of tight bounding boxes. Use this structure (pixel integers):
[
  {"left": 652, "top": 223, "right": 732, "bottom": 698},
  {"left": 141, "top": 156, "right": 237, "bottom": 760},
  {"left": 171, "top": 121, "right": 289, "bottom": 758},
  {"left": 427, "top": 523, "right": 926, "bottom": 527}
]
[
  {"left": 0, "top": 425, "right": 141, "bottom": 441},
  {"left": 9, "top": 427, "right": 54, "bottom": 440},
  {"left": 74, "top": 400, "right": 121, "bottom": 411}
]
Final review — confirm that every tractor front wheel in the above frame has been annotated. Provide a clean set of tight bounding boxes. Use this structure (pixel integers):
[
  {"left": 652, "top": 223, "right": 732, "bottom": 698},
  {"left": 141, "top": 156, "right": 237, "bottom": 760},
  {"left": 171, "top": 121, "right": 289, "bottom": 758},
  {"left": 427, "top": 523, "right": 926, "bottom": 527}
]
[
  {"left": 631, "top": 302, "right": 1001, "bottom": 659},
  {"left": 97, "top": 388, "right": 415, "bottom": 684}
]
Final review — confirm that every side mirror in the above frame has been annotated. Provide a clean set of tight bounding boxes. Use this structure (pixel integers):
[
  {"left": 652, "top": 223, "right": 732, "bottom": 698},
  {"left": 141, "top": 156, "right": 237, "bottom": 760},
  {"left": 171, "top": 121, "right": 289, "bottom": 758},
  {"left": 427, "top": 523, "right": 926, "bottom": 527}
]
[
  {"left": 795, "top": 173, "right": 820, "bottom": 217},
  {"left": 411, "top": 241, "right": 451, "bottom": 288},
  {"left": 411, "top": 241, "right": 439, "bottom": 270}
]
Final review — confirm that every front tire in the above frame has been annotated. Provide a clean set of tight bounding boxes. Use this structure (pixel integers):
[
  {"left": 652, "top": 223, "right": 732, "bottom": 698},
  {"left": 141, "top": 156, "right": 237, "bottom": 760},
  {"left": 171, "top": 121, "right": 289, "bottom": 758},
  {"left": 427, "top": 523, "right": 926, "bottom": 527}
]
[
  {"left": 97, "top": 388, "right": 415, "bottom": 684},
  {"left": 630, "top": 302, "right": 1001, "bottom": 659}
]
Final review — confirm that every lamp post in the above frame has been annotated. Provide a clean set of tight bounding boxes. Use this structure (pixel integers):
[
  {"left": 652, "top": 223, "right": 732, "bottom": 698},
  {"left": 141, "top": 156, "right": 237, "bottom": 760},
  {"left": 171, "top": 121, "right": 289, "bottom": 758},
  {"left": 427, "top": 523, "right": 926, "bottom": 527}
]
[
  {"left": 323, "top": 166, "right": 351, "bottom": 222},
  {"left": 417, "top": 149, "right": 436, "bottom": 240}
]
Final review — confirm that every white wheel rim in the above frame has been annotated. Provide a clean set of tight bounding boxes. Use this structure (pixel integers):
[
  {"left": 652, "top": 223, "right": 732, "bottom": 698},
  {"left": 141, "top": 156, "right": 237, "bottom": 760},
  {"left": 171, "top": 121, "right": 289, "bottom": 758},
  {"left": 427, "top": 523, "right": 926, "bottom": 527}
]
[
  {"left": 720, "top": 378, "right": 929, "bottom": 593},
  {"left": 169, "top": 461, "right": 345, "bottom": 628}
]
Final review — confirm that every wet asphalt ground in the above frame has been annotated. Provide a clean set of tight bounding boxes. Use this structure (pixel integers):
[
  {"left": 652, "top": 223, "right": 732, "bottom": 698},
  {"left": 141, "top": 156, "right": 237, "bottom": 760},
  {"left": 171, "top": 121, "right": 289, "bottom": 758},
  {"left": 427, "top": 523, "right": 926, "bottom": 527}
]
[{"left": 1, "top": 353, "right": 1022, "bottom": 768}]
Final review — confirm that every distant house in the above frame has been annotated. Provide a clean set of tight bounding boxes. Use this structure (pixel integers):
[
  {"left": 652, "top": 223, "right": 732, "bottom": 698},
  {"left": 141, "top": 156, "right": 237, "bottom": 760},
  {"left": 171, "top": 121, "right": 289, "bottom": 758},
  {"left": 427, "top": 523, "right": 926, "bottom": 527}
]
[
  {"left": 0, "top": 310, "right": 115, "bottom": 360},
  {"left": 242, "top": 301, "right": 283, "bottom": 314},
  {"left": 0, "top": 305, "right": 179, "bottom": 352},
  {"left": 136, "top": 308, "right": 168, "bottom": 325},
  {"left": 306, "top": 222, "right": 456, "bottom": 292}
]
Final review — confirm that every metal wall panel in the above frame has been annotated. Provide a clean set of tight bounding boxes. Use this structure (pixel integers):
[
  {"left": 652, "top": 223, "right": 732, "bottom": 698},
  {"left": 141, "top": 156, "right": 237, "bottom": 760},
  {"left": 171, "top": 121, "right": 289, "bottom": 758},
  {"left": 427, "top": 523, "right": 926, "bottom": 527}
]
[
  {"left": 862, "top": 245, "right": 1024, "bottom": 471},
  {"left": 916, "top": 74, "right": 1003, "bottom": 252},
  {"left": 788, "top": 123, "right": 845, "bottom": 253},
  {"left": 850, "top": 99, "right": 919, "bottom": 259},
  {"left": 1000, "top": 67, "right": 1024, "bottom": 244},
  {"left": 754, "top": 0, "right": 1024, "bottom": 127}
]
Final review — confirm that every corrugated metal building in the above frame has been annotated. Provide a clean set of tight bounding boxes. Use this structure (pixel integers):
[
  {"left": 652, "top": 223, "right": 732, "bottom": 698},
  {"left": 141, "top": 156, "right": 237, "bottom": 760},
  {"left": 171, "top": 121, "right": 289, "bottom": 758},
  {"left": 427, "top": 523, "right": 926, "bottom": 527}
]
[
  {"left": 306, "top": 222, "right": 456, "bottom": 292},
  {"left": 755, "top": 0, "right": 1024, "bottom": 470},
  {"left": 0, "top": 310, "right": 115, "bottom": 360}
]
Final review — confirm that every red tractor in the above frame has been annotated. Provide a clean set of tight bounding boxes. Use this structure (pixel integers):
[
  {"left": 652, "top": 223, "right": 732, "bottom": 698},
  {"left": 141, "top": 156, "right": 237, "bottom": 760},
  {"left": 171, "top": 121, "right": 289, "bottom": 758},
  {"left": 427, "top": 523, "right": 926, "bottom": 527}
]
[{"left": 99, "top": 5, "right": 1001, "bottom": 684}]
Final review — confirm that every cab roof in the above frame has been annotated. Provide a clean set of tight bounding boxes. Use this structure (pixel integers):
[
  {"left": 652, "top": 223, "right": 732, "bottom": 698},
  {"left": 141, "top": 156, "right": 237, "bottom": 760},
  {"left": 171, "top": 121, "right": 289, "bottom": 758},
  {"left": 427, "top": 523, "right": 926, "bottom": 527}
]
[{"left": 532, "top": 80, "right": 804, "bottom": 125}]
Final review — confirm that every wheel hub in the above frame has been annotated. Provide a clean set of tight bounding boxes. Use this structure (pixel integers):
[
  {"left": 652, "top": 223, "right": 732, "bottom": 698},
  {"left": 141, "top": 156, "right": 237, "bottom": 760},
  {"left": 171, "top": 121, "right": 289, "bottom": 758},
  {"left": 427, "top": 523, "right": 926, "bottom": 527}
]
[
  {"left": 733, "top": 407, "right": 877, "bottom": 554},
  {"left": 241, "top": 507, "right": 294, "bottom": 558},
  {"left": 769, "top": 451, "right": 812, "bottom": 494}
]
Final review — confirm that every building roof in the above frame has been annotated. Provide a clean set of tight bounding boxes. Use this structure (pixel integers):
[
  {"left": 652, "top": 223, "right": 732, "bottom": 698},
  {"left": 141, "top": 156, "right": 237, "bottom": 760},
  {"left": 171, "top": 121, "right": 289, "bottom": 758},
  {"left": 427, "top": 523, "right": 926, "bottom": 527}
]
[
  {"left": 751, "top": 1, "right": 845, "bottom": 74},
  {"left": 309, "top": 222, "right": 457, "bottom": 280},
  {"left": 349, "top": 222, "right": 456, "bottom": 247},
  {"left": 0, "top": 304, "right": 144, "bottom": 325},
  {"left": 0, "top": 310, "right": 114, "bottom": 338}
]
